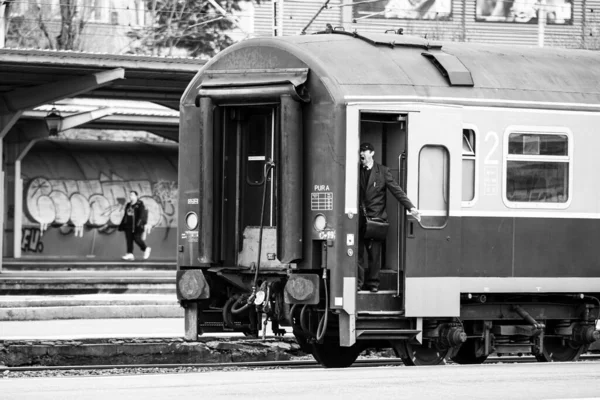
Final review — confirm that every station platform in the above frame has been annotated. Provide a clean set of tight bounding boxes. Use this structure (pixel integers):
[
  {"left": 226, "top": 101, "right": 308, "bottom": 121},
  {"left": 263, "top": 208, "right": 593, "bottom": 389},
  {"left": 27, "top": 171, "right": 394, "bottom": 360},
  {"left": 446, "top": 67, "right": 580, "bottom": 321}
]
[
  {"left": 0, "top": 259, "right": 176, "bottom": 295},
  {"left": 1, "top": 258, "right": 179, "bottom": 323},
  {"left": 0, "top": 317, "right": 185, "bottom": 340}
]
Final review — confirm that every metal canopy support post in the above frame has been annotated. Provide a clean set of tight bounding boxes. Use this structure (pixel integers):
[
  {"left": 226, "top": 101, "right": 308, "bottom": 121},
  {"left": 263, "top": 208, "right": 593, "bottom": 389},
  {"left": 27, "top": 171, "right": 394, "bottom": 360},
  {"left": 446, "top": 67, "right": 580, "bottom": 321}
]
[
  {"left": 0, "top": 2, "right": 6, "bottom": 49},
  {"left": 0, "top": 111, "right": 23, "bottom": 138},
  {"left": 538, "top": 0, "right": 546, "bottom": 48},
  {"left": 13, "top": 139, "right": 41, "bottom": 259},
  {"left": 0, "top": 108, "right": 23, "bottom": 271},
  {"left": 13, "top": 159, "right": 21, "bottom": 259}
]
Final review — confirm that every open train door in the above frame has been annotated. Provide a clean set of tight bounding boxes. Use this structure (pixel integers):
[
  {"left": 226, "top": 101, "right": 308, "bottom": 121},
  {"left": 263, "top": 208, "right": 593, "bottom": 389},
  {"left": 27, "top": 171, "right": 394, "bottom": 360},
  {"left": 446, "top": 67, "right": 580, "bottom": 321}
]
[{"left": 404, "top": 106, "right": 463, "bottom": 319}]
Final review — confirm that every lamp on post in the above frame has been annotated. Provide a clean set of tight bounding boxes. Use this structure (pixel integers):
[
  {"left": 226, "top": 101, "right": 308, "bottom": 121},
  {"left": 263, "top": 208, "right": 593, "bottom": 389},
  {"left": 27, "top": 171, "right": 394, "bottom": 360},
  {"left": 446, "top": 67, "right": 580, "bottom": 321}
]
[{"left": 45, "top": 107, "right": 63, "bottom": 136}]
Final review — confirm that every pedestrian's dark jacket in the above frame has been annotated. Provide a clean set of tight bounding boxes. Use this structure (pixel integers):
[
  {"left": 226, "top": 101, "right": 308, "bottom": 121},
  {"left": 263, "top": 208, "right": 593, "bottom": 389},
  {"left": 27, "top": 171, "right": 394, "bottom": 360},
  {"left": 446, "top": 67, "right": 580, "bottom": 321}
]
[
  {"left": 360, "top": 162, "right": 415, "bottom": 221},
  {"left": 118, "top": 200, "right": 148, "bottom": 233}
]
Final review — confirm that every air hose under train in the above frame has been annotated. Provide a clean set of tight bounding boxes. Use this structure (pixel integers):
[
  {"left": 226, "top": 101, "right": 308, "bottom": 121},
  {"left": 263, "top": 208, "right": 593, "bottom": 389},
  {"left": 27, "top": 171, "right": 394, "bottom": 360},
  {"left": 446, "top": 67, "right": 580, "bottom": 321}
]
[
  {"left": 316, "top": 267, "right": 329, "bottom": 342},
  {"left": 248, "top": 159, "right": 276, "bottom": 304},
  {"left": 296, "top": 244, "right": 330, "bottom": 343}
]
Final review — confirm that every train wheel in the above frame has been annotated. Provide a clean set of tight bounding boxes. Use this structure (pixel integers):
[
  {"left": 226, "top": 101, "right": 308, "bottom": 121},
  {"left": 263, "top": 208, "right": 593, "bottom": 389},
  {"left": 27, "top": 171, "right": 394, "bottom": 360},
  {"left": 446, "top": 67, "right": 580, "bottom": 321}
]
[
  {"left": 392, "top": 341, "right": 448, "bottom": 366},
  {"left": 450, "top": 339, "right": 488, "bottom": 365},
  {"left": 311, "top": 338, "right": 362, "bottom": 368},
  {"left": 535, "top": 338, "right": 588, "bottom": 362}
]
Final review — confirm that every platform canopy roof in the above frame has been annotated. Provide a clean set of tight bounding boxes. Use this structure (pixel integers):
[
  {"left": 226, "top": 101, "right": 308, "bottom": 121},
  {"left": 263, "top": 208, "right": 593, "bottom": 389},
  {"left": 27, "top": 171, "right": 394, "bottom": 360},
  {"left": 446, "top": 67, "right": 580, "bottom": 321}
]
[{"left": 0, "top": 48, "right": 205, "bottom": 141}]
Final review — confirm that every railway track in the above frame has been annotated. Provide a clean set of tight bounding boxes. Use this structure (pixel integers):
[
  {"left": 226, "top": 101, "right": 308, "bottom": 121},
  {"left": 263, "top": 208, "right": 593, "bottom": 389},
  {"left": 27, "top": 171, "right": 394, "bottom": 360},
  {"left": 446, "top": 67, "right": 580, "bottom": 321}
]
[{"left": 3, "top": 354, "right": 600, "bottom": 374}]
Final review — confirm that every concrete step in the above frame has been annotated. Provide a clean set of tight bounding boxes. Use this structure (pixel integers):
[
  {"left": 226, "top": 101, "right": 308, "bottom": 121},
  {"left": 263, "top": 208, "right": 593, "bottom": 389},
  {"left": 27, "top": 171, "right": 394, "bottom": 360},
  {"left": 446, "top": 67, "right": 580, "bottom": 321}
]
[
  {"left": 1, "top": 259, "right": 176, "bottom": 271},
  {"left": 0, "top": 294, "right": 182, "bottom": 321},
  {"left": 0, "top": 271, "right": 175, "bottom": 295}
]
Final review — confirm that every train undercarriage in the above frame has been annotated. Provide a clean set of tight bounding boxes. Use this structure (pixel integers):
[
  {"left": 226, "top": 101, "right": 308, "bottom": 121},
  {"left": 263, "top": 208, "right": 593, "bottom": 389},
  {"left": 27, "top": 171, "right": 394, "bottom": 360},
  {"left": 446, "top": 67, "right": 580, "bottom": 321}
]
[{"left": 181, "top": 270, "right": 600, "bottom": 368}]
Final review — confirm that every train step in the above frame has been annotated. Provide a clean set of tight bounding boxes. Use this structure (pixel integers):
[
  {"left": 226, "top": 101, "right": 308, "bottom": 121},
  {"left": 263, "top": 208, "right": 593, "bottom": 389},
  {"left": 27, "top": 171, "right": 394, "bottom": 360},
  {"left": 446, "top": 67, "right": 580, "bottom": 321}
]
[
  {"left": 0, "top": 294, "right": 182, "bottom": 321},
  {"left": 356, "top": 329, "right": 420, "bottom": 340},
  {"left": 0, "top": 270, "right": 175, "bottom": 295}
]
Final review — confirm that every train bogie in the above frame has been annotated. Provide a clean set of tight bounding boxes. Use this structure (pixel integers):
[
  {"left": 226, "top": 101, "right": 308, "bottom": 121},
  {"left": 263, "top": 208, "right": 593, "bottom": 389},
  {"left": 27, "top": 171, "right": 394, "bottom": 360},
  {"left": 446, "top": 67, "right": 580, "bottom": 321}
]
[{"left": 177, "top": 29, "right": 600, "bottom": 366}]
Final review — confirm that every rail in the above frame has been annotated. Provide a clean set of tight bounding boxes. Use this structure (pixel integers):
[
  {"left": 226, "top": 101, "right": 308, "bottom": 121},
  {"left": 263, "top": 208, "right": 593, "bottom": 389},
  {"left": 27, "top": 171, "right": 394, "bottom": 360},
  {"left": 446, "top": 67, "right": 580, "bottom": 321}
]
[{"left": 3, "top": 354, "right": 600, "bottom": 374}]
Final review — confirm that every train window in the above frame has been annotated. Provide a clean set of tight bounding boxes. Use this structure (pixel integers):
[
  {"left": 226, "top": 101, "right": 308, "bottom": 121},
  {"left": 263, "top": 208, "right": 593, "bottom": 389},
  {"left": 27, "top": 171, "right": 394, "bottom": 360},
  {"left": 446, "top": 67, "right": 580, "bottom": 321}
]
[
  {"left": 505, "top": 132, "right": 570, "bottom": 206},
  {"left": 462, "top": 129, "right": 476, "bottom": 204},
  {"left": 418, "top": 145, "right": 449, "bottom": 228},
  {"left": 245, "top": 114, "right": 268, "bottom": 186}
]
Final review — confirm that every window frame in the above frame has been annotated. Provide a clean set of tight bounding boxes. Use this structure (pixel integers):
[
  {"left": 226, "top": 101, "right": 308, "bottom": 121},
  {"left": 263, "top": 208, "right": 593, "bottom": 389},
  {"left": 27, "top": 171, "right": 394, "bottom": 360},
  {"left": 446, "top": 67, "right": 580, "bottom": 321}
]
[
  {"left": 502, "top": 125, "right": 573, "bottom": 210},
  {"left": 418, "top": 144, "right": 450, "bottom": 229},
  {"left": 461, "top": 124, "right": 479, "bottom": 208}
]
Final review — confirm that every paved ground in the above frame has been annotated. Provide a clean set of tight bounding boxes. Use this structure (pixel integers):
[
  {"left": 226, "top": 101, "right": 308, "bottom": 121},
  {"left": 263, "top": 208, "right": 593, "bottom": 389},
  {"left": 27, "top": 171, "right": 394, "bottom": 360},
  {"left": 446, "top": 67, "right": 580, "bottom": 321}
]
[
  {"left": 2, "top": 361, "right": 600, "bottom": 400},
  {"left": 0, "top": 318, "right": 186, "bottom": 340},
  {"left": 0, "top": 317, "right": 291, "bottom": 340}
]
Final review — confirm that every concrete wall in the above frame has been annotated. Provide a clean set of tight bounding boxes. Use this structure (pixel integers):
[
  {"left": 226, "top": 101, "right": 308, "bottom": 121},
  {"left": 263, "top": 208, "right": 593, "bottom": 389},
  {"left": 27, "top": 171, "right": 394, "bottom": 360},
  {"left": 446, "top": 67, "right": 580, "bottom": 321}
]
[{"left": 9, "top": 140, "right": 178, "bottom": 260}]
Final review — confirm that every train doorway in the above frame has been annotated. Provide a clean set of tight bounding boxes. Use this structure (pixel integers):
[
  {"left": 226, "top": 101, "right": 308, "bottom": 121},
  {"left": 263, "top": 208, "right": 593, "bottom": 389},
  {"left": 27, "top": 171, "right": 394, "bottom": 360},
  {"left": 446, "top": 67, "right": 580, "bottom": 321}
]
[
  {"left": 220, "top": 106, "right": 278, "bottom": 267},
  {"left": 359, "top": 112, "right": 408, "bottom": 295}
]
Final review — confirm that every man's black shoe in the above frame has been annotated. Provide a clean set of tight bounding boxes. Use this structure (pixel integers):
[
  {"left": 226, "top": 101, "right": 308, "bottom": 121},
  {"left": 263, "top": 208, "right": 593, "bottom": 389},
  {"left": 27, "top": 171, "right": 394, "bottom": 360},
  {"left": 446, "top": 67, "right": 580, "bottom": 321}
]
[{"left": 369, "top": 287, "right": 379, "bottom": 293}]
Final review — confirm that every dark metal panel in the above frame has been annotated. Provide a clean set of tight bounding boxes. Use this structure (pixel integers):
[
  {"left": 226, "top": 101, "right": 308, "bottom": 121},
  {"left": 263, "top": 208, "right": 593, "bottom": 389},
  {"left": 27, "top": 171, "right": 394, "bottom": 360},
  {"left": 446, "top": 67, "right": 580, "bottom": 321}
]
[
  {"left": 514, "top": 217, "right": 600, "bottom": 278},
  {"left": 423, "top": 216, "right": 600, "bottom": 279},
  {"left": 460, "top": 302, "right": 584, "bottom": 321},
  {"left": 461, "top": 217, "right": 513, "bottom": 277},
  {"left": 405, "top": 217, "right": 462, "bottom": 277},
  {"left": 278, "top": 95, "right": 303, "bottom": 264}
]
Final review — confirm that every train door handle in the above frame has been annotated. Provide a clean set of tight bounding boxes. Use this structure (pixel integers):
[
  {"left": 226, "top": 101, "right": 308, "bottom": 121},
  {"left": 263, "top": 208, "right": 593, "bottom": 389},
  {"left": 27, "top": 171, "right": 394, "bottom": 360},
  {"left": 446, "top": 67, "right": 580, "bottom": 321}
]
[{"left": 407, "top": 221, "right": 415, "bottom": 238}]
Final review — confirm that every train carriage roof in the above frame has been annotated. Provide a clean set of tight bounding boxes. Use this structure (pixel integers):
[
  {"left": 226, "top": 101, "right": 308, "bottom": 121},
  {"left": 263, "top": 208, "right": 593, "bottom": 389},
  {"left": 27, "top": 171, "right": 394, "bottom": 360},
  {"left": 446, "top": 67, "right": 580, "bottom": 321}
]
[{"left": 186, "top": 30, "right": 600, "bottom": 109}]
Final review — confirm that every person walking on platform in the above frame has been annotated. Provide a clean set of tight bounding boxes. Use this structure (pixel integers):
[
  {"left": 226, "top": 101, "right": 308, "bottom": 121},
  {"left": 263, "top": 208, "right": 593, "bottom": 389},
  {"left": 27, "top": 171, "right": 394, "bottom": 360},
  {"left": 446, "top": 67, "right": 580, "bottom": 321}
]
[{"left": 118, "top": 191, "right": 151, "bottom": 260}]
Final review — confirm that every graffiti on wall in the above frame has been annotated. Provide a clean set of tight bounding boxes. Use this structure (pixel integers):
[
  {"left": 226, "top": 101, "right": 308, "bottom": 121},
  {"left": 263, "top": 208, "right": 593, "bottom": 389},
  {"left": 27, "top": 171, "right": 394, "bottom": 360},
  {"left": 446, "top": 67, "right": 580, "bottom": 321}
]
[
  {"left": 21, "top": 227, "right": 44, "bottom": 253},
  {"left": 24, "top": 173, "right": 177, "bottom": 237}
]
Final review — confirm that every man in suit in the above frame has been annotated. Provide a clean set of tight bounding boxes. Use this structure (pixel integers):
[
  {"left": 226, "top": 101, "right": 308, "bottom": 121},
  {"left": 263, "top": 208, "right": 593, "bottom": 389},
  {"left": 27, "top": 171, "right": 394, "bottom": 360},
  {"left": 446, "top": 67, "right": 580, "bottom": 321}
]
[{"left": 358, "top": 142, "right": 421, "bottom": 292}]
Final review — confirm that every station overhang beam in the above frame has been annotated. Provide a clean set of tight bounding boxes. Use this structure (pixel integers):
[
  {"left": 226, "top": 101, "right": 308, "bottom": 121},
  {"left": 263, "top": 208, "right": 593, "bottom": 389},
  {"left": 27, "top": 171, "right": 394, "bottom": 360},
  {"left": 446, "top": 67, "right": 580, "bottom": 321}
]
[{"left": 0, "top": 68, "right": 125, "bottom": 137}]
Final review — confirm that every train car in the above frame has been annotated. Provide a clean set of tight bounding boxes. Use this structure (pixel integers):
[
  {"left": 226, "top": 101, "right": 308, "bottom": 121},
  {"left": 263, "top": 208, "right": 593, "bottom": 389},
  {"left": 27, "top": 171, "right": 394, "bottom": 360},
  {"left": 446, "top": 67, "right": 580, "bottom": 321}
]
[{"left": 176, "top": 27, "right": 600, "bottom": 367}]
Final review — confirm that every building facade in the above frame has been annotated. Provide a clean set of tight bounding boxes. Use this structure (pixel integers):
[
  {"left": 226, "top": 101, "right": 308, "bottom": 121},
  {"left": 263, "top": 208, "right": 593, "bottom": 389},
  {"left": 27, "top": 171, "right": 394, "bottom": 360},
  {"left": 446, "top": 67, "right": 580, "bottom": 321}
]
[{"left": 253, "top": 0, "right": 600, "bottom": 49}]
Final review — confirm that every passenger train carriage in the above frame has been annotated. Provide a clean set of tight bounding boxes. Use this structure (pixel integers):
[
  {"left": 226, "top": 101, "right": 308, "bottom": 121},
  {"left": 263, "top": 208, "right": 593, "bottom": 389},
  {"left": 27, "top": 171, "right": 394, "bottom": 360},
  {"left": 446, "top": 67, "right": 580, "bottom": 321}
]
[{"left": 176, "top": 28, "right": 600, "bottom": 367}]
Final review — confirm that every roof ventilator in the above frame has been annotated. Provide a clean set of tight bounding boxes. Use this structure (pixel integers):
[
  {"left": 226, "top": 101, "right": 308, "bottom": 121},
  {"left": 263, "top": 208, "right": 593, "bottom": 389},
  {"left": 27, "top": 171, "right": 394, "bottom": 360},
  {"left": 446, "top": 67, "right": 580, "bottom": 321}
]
[{"left": 421, "top": 52, "right": 474, "bottom": 87}]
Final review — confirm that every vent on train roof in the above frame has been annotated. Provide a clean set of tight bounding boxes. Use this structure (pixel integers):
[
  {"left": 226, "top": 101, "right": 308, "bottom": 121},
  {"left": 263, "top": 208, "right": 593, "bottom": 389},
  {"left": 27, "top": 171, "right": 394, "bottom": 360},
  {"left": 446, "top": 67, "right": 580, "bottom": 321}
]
[
  {"left": 422, "top": 52, "right": 474, "bottom": 87},
  {"left": 314, "top": 27, "right": 442, "bottom": 51}
]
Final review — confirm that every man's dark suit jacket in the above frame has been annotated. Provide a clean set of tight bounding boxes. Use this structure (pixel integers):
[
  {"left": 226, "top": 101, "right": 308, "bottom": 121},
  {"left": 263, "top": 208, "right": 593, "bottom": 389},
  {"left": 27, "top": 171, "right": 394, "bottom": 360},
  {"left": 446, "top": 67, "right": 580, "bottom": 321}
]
[{"left": 361, "top": 162, "right": 415, "bottom": 221}]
